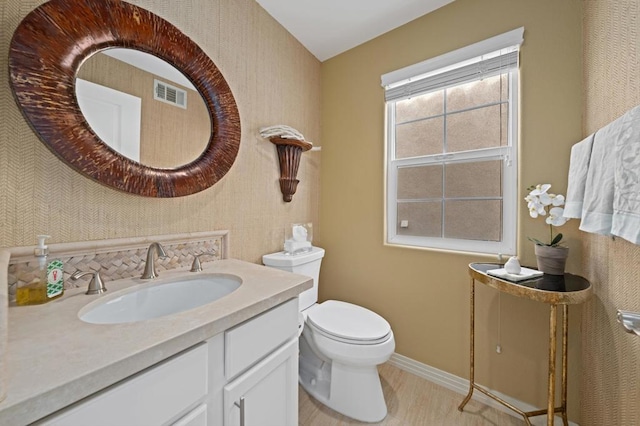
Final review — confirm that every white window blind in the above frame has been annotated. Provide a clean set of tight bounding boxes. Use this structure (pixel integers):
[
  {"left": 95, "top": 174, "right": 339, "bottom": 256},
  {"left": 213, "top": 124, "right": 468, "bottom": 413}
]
[
  {"left": 384, "top": 49, "right": 519, "bottom": 102},
  {"left": 381, "top": 27, "right": 524, "bottom": 90}
]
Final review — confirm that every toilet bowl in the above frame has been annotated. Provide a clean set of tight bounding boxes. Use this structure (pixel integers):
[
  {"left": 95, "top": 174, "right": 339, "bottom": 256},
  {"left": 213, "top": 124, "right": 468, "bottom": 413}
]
[{"left": 263, "top": 247, "right": 395, "bottom": 423}]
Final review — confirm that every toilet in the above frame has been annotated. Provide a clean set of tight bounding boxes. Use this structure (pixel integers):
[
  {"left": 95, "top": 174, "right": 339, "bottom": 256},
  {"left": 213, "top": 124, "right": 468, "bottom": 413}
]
[{"left": 263, "top": 246, "right": 395, "bottom": 423}]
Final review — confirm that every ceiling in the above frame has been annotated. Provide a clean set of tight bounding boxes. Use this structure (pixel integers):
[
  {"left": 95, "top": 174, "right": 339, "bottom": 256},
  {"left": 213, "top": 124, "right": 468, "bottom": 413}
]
[{"left": 254, "top": 0, "right": 456, "bottom": 62}]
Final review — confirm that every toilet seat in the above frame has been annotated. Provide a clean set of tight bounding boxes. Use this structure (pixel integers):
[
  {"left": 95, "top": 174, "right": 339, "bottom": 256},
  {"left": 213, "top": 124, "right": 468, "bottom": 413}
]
[{"left": 306, "top": 300, "right": 392, "bottom": 345}]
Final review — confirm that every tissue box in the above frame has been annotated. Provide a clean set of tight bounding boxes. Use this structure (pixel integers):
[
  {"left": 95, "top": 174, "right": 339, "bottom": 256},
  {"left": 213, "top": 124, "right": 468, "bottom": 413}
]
[
  {"left": 284, "top": 240, "right": 312, "bottom": 255},
  {"left": 284, "top": 223, "right": 313, "bottom": 255}
]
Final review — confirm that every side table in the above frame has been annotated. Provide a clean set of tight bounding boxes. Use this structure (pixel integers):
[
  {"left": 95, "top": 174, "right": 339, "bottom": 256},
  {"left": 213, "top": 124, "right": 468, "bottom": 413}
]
[{"left": 458, "top": 263, "right": 591, "bottom": 426}]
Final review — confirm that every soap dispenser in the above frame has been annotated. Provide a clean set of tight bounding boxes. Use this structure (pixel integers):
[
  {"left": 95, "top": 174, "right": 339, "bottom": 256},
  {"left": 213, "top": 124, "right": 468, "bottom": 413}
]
[
  {"left": 15, "top": 235, "right": 64, "bottom": 305},
  {"left": 16, "top": 235, "right": 49, "bottom": 305}
]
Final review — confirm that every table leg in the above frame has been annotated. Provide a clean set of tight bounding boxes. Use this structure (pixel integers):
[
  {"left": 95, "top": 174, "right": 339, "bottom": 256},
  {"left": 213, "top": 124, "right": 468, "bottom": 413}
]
[
  {"left": 561, "top": 305, "right": 569, "bottom": 426},
  {"left": 547, "top": 304, "right": 557, "bottom": 426},
  {"left": 458, "top": 277, "right": 475, "bottom": 411}
]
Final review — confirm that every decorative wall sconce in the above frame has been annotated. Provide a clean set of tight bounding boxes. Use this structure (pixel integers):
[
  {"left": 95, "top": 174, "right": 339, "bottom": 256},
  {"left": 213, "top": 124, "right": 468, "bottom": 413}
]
[{"left": 268, "top": 136, "right": 312, "bottom": 202}]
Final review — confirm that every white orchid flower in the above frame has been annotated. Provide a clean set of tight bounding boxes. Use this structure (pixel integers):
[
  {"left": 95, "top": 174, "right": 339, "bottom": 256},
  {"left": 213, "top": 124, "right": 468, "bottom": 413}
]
[
  {"left": 525, "top": 194, "right": 545, "bottom": 218},
  {"left": 546, "top": 207, "right": 568, "bottom": 226},
  {"left": 525, "top": 183, "right": 571, "bottom": 246},
  {"left": 539, "top": 194, "right": 553, "bottom": 205},
  {"left": 528, "top": 184, "right": 552, "bottom": 206},
  {"left": 530, "top": 204, "right": 546, "bottom": 217},
  {"left": 529, "top": 184, "right": 551, "bottom": 196}
]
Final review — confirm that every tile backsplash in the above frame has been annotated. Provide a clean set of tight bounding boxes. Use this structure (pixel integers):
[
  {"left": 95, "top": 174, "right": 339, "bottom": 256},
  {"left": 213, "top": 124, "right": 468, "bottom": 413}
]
[{"left": 6, "top": 231, "right": 227, "bottom": 301}]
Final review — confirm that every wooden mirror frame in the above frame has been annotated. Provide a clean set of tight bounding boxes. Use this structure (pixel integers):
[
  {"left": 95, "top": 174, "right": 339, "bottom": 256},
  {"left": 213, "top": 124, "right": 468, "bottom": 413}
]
[{"left": 9, "top": 0, "right": 240, "bottom": 197}]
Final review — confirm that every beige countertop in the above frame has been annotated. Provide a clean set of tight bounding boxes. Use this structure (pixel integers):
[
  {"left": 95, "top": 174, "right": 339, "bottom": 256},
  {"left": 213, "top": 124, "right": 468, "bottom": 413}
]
[{"left": 0, "top": 259, "right": 311, "bottom": 425}]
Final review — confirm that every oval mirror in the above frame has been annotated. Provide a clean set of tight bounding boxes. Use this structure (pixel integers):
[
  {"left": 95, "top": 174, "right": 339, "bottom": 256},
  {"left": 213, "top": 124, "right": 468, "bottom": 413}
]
[
  {"left": 9, "top": 0, "right": 240, "bottom": 197},
  {"left": 77, "top": 49, "right": 211, "bottom": 169}
]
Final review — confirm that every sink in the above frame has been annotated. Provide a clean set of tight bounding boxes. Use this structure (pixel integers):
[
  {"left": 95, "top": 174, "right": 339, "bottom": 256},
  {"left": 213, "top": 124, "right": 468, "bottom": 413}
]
[{"left": 79, "top": 273, "right": 242, "bottom": 324}]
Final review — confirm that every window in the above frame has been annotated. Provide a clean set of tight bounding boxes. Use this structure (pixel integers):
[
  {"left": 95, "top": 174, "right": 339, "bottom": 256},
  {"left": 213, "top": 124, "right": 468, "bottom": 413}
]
[{"left": 382, "top": 28, "right": 523, "bottom": 254}]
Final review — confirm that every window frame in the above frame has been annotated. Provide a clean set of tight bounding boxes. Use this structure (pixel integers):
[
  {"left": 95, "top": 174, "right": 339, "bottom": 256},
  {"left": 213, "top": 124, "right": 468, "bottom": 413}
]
[{"left": 382, "top": 29, "right": 523, "bottom": 255}]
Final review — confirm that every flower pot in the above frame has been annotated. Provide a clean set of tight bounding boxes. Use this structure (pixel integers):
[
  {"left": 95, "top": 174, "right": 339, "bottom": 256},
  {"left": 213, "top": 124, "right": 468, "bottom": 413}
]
[{"left": 534, "top": 245, "right": 568, "bottom": 275}]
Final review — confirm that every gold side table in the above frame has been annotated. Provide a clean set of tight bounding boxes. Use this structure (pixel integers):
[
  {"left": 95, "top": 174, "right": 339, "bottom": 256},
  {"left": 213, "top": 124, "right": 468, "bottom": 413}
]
[{"left": 458, "top": 263, "right": 592, "bottom": 426}]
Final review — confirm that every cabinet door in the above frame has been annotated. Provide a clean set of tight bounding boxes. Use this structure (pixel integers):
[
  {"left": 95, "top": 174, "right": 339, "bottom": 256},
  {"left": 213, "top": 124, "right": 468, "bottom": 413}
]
[
  {"left": 223, "top": 338, "right": 298, "bottom": 426},
  {"left": 172, "top": 403, "right": 207, "bottom": 426}
]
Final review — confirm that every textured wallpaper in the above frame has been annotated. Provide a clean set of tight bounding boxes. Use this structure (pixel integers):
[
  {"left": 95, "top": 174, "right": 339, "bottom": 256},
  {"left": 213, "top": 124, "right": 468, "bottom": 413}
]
[
  {"left": 582, "top": 1, "right": 640, "bottom": 424},
  {"left": 0, "top": 0, "right": 321, "bottom": 263}
]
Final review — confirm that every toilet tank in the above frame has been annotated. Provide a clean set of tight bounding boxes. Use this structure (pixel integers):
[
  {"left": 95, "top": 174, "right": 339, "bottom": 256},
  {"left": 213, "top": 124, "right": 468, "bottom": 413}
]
[{"left": 262, "top": 246, "right": 325, "bottom": 311}]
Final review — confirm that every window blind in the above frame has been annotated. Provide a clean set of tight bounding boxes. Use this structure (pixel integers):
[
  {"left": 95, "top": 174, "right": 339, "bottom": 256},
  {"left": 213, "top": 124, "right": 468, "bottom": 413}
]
[
  {"left": 381, "top": 27, "right": 524, "bottom": 102},
  {"left": 384, "top": 49, "right": 518, "bottom": 102}
]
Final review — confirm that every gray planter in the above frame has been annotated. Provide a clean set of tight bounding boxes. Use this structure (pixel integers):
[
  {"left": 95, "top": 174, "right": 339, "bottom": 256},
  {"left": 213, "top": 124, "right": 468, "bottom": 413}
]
[{"left": 534, "top": 245, "right": 569, "bottom": 275}]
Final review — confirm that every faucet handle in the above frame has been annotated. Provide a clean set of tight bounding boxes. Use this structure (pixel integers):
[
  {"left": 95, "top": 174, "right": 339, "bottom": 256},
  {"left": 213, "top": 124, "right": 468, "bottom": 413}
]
[
  {"left": 71, "top": 270, "right": 107, "bottom": 295},
  {"left": 190, "top": 250, "right": 217, "bottom": 272}
]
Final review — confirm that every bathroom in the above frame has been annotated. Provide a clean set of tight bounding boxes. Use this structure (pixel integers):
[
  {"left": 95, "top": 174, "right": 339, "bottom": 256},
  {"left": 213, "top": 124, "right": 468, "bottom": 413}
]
[{"left": 1, "top": 0, "right": 638, "bottom": 425}]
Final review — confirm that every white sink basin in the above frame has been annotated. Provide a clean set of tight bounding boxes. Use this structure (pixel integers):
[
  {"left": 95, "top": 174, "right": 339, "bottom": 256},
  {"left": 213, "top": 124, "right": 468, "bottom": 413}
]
[{"left": 79, "top": 273, "right": 242, "bottom": 324}]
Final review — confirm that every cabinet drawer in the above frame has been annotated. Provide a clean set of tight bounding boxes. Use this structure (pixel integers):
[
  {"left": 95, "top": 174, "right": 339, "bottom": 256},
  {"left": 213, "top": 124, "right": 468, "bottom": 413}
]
[
  {"left": 40, "top": 343, "right": 208, "bottom": 426},
  {"left": 225, "top": 298, "right": 298, "bottom": 379}
]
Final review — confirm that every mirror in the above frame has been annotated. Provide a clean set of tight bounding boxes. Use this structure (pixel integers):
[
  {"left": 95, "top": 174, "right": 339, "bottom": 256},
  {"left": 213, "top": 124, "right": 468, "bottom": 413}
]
[
  {"left": 9, "top": 0, "right": 240, "bottom": 197},
  {"left": 77, "top": 49, "right": 211, "bottom": 169}
]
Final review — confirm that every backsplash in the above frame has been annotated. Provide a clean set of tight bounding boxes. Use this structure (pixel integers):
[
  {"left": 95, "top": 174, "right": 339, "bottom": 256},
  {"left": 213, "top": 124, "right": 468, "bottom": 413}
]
[{"left": 6, "top": 231, "right": 227, "bottom": 301}]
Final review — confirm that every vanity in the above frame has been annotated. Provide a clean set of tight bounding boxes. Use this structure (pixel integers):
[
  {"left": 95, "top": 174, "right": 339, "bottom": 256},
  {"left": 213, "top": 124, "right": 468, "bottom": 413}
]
[
  {"left": 4, "top": 1, "right": 310, "bottom": 423},
  {"left": 0, "top": 258, "right": 311, "bottom": 426}
]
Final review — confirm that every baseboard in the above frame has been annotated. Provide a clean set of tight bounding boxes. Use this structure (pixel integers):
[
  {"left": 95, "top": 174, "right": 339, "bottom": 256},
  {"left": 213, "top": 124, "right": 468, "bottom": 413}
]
[{"left": 387, "top": 353, "right": 579, "bottom": 426}]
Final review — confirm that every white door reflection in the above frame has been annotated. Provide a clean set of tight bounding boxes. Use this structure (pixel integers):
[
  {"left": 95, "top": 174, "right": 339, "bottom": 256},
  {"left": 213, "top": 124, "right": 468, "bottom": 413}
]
[{"left": 76, "top": 78, "right": 142, "bottom": 162}]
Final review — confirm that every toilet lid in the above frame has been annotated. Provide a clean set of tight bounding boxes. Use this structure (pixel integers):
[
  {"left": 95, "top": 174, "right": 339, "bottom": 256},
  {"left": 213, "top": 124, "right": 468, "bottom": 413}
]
[{"left": 306, "top": 300, "right": 391, "bottom": 343}]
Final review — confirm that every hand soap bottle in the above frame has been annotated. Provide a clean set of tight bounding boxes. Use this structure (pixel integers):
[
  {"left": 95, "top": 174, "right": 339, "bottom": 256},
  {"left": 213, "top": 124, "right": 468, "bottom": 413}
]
[
  {"left": 16, "top": 235, "right": 49, "bottom": 305},
  {"left": 15, "top": 235, "right": 63, "bottom": 305}
]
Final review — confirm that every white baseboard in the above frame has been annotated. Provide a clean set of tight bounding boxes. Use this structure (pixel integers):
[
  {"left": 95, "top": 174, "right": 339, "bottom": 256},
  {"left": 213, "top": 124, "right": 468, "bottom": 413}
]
[{"left": 387, "top": 353, "right": 579, "bottom": 426}]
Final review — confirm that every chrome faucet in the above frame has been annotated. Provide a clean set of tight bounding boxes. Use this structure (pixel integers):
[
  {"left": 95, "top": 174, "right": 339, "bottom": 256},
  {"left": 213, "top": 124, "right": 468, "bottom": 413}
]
[
  {"left": 71, "top": 270, "right": 107, "bottom": 295},
  {"left": 141, "top": 242, "right": 168, "bottom": 279}
]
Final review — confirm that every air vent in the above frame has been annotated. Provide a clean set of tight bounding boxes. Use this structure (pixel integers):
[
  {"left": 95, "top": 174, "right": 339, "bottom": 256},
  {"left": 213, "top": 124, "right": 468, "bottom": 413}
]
[{"left": 154, "top": 79, "right": 187, "bottom": 109}]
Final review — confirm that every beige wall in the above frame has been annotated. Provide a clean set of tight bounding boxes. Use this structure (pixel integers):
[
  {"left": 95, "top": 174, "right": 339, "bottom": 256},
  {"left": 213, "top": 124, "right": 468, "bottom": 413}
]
[
  {"left": 581, "top": 1, "right": 640, "bottom": 424},
  {"left": 320, "top": 0, "right": 584, "bottom": 420},
  {"left": 1, "top": 0, "right": 321, "bottom": 263}
]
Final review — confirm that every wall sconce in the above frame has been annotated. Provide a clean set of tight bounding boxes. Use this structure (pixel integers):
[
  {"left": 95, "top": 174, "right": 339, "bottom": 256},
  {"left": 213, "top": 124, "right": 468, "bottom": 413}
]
[{"left": 268, "top": 136, "right": 313, "bottom": 202}]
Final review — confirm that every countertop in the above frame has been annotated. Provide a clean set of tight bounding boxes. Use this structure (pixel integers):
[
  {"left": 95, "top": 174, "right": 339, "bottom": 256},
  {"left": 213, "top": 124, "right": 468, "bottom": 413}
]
[{"left": 0, "top": 259, "right": 312, "bottom": 425}]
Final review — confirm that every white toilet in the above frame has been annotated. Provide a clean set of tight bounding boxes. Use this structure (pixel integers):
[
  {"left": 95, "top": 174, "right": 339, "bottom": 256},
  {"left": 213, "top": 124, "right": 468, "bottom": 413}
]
[{"left": 263, "top": 246, "right": 395, "bottom": 423}]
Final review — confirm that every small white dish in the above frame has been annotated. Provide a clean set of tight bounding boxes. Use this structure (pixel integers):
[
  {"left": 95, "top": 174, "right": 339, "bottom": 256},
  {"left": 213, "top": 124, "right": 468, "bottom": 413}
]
[{"left": 487, "top": 267, "right": 543, "bottom": 282}]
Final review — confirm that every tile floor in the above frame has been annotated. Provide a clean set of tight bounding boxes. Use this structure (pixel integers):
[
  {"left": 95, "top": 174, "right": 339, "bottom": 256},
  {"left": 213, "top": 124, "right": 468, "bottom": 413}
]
[{"left": 299, "top": 363, "right": 526, "bottom": 425}]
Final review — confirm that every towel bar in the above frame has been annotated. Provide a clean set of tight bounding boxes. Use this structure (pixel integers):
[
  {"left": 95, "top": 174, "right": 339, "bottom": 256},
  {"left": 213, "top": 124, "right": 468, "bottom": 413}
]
[{"left": 616, "top": 310, "right": 640, "bottom": 336}]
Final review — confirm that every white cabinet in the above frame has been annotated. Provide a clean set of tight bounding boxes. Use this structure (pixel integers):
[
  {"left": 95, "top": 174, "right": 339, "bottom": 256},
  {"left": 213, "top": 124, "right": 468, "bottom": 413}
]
[
  {"left": 173, "top": 404, "right": 208, "bottom": 426},
  {"left": 223, "top": 338, "right": 298, "bottom": 426},
  {"left": 39, "top": 343, "right": 208, "bottom": 426},
  {"left": 37, "top": 298, "right": 299, "bottom": 426}
]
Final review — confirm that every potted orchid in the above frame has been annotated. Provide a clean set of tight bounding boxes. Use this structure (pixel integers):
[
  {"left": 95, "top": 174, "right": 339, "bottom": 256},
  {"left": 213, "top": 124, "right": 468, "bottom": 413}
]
[{"left": 524, "top": 184, "right": 570, "bottom": 274}]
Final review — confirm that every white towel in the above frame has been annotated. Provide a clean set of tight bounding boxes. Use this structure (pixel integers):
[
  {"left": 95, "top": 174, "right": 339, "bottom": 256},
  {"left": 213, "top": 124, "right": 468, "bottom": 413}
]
[
  {"left": 579, "top": 124, "right": 617, "bottom": 235},
  {"left": 564, "top": 133, "right": 594, "bottom": 218},
  {"left": 578, "top": 104, "right": 640, "bottom": 245},
  {"left": 611, "top": 105, "right": 640, "bottom": 245},
  {"left": 259, "top": 125, "right": 306, "bottom": 141}
]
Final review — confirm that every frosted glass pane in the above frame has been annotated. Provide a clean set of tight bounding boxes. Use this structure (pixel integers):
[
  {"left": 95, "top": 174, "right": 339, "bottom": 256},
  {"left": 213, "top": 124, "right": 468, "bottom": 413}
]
[
  {"left": 447, "top": 105, "right": 506, "bottom": 152},
  {"left": 445, "top": 161, "right": 502, "bottom": 198},
  {"left": 446, "top": 74, "right": 507, "bottom": 112},
  {"left": 444, "top": 200, "right": 502, "bottom": 241},
  {"left": 396, "top": 117, "right": 443, "bottom": 158},
  {"left": 397, "top": 165, "right": 443, "bottom": 199},
  {"left": 396, "top": 91, "right": 444, "bottom": 123},
  {"left": 397, "top": 202, "right": 442, "bottom": 237}
]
